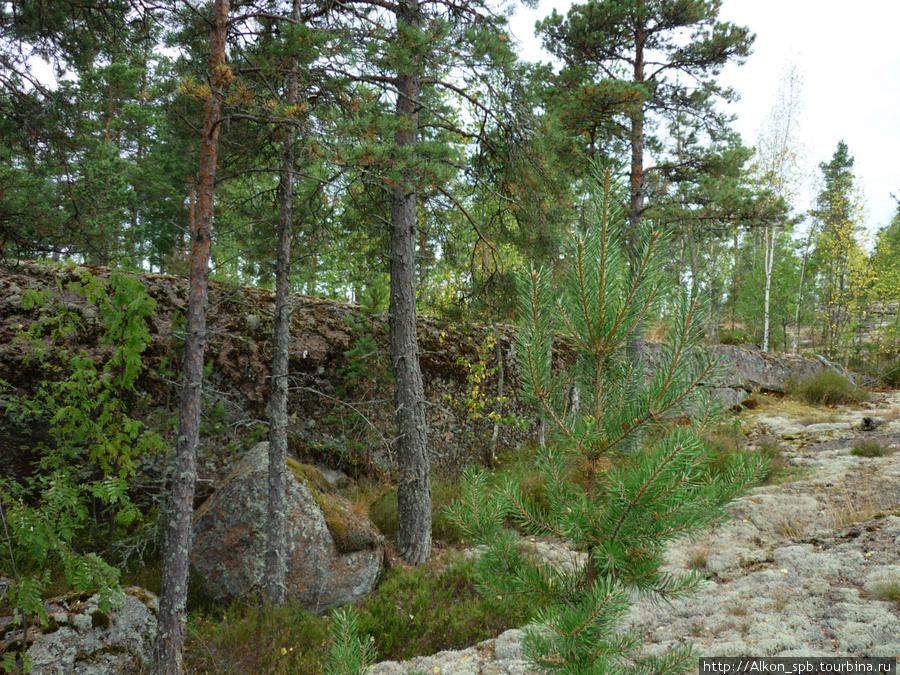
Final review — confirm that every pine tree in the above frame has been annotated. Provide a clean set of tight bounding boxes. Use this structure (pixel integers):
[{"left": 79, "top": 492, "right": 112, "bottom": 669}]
[
  {"left": 153, "top": 1, "right": 231, "bottom": 673},
  {"left": 812, "top": 141, "right": 871, "bottom": 357},
  {"left": 447, "top": 163, "right": 766, "bottom": 674},
  {"left": 337, "top": 0, "right": 519, "bottom": 564},
  {"left": 537, "top": 0, "right": 754, "bottom": 448}
]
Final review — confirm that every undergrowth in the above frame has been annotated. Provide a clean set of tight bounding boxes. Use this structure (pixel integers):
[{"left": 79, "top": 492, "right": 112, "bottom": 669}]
[
  {"left": 850, "top": 440, "right": 896, "bottom": 457},
  {"left": 182, "top": 555, "right": 541, "bottom": 674},
  {"left": 185, "top": 601, "right": 330, "bottom": 675},
  {"left": 789, "top": 369, "right": 868, "bottom": 406},
  {"left": 357, "top": 556, "right": 542, "bottom": 662}
]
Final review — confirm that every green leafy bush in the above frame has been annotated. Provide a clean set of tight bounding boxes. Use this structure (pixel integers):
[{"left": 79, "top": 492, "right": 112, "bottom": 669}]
[{"left": 0, "top": 270, "right": 164, "bottom": 673}]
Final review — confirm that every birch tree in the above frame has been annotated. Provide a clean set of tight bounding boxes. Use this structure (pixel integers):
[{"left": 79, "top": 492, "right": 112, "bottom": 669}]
[{"left": 755, "top": 64, "right": 805, "bottom": 352}]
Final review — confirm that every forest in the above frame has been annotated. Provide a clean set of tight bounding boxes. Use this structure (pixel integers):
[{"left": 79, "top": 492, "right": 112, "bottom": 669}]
[{"left": 1, "top": 1, "right": 900, "bottom": 674}]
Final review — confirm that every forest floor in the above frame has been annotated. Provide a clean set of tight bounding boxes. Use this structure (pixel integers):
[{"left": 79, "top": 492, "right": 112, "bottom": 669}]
[{"left": 371, "top": 391, "right": 900, "bottom": 674}]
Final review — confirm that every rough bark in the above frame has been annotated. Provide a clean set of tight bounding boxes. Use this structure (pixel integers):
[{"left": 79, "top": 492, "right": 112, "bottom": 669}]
[
  {"left": 152, "top": 1, "right": 229, "bottom": 672},
  {"left": 390, "top": 0, "right": 432, "bottom": 566},
  {"left": 264, "top": 0, "right": 301, "bottom": 608}
]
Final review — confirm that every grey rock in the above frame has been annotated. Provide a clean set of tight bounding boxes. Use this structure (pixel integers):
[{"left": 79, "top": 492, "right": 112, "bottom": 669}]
[
  {"left": 20, "top": 587, "right": 158, "bottom": 675},
  {"left": 191, "top": 442, "right": 384, "bottom": 613}
]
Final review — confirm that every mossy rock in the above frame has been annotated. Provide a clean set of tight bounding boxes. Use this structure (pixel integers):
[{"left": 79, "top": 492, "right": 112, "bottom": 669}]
[{"left": 288, "top": 457, "right": 381, "bottom": 555}]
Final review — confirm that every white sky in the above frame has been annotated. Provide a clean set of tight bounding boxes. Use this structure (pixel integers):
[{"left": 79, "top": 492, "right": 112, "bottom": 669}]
[{"left": 507, "top": 0, "right": 900, "bottom": 237}]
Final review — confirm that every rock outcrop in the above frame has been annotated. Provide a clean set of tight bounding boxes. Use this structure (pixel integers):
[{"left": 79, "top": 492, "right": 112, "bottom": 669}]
[
  {"left": 0, "top": 587, "right": 158, "bottom": 675},
  {"left": 190, "top": 442, "right": 384, "bottom": 613},
  {"left": 0, "top": 261, "right": 836, "bottom": 479}
]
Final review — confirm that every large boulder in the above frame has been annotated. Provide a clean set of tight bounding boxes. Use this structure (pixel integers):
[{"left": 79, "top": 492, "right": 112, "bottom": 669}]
[
  {"left": 0, "top": 587, "right": 158, "bottom": 675},
  {"left": 191, "top": 442, "right": 384, "bottom": 613}
]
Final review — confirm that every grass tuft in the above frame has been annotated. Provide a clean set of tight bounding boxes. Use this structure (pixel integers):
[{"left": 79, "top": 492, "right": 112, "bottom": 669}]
[
  {"left": 185, "top": 600, "right": 329, "bottom": 675},
  {"left": 850, "top": 440, "right": 895, "bottom": 458},
  {"left": 790, "top": 369, "right": 868, "bottom": 407},
  {"left": 870, "top": 574, "right": 900, "bottom": 603}
]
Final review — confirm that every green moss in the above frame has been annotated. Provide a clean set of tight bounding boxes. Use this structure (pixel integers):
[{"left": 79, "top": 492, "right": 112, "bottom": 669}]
[
  {"left": 286, "top": 458, "right": 331, "bottom": 494},
  {"left": 288, "top": 458, "right": 380, "bottom": 554},
  {"left": 125, "top": 587, "right": 159, "bottom": 616},
  {"left": 73, "top": 643, "right": 134, "bottom": 665},
  {"left": 90, "top": 610, "right": 111, "bottom": 629},
  {"left": 41, "top": 618, "right": 61, "bottom": 634},
  {"left": 0, "top": 620, "right": 21, "bottom": 640}
]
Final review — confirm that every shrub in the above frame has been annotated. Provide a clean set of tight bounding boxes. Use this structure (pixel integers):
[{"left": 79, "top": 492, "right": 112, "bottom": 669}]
[
  {"left": 356, "top": 556, "right": 542, "bottom": 661},
  {"left": 850, "top": 440, "right": 895, "bottom": 458},
  {"left": 185, "top": 600, "right": 329, "bottom": 675},
  {"left": 791, "top": 369, "right": 868, "bottom": 406}
]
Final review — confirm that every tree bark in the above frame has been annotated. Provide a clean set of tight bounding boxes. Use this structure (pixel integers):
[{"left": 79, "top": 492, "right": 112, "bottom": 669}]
[
  {"left": 623, "top": 28, "right": 646, "bottom": 454},
  {"left": 391, "top": 0, "right": 432, "bottom": 566},
  {"left": 152, "top": 1, "right": 229, "bottom": 672},
  {"left": 264, "top": 0, "right": 301, "bottom": 608}
]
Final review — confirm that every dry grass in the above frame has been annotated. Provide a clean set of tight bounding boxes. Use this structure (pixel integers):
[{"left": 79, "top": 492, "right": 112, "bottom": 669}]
[
  {"left": 824, "top": 490, "right": 891, "bottom": 529},
  {"left": 772, "top": 589, "right": 790, "bottom": 612},
  {"left": 881, "top": 407, "right": 900, "bottom": 424},
  {"left": 686, "top": 542, "right": 712, "bottom": 571},
  {"left": 797, "top": 413, "right": 841, "bottom": 426},
  {"left": 727, "top": 600, "right": 749, "bottom": 616},
  {"left": 773, "top": 515, "right": 807, "bottom": 539}
]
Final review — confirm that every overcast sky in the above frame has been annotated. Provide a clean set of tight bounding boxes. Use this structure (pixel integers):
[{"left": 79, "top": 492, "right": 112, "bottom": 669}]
[{"left": 507, "top": 1, "right": 900, "bottom": 238}]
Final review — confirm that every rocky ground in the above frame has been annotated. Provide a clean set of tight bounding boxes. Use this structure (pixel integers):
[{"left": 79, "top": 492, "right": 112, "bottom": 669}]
[{"left": 371, "top": 392, "right": 900, "bottom": 674}]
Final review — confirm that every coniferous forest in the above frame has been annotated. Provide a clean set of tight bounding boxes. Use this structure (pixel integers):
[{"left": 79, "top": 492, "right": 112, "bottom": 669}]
[{"left": 1, "top": 2, "right": 899, "bottom": 674}]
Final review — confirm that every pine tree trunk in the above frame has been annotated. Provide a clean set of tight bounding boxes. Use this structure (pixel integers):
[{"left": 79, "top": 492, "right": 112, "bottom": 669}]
[
  {"left": 264, "top": 0, "right": 301, "bottom": 607},
  {"left": 391, "top": 0, "right": 431, "bottom": 566},
  {"left": 152, "top": 2, "right": 229, "bottom": 672},
  {"left": 624, "top": 30, "right": 646, "bottom": 454}
]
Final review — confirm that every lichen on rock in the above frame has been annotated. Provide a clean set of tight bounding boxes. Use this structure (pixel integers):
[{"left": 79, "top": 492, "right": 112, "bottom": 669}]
[
  {"left": 191, "top": 442, "right": 384, "bottom": 613},
  {"left": 1, "top": 587, "right": 159, "bottom": 675}
]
